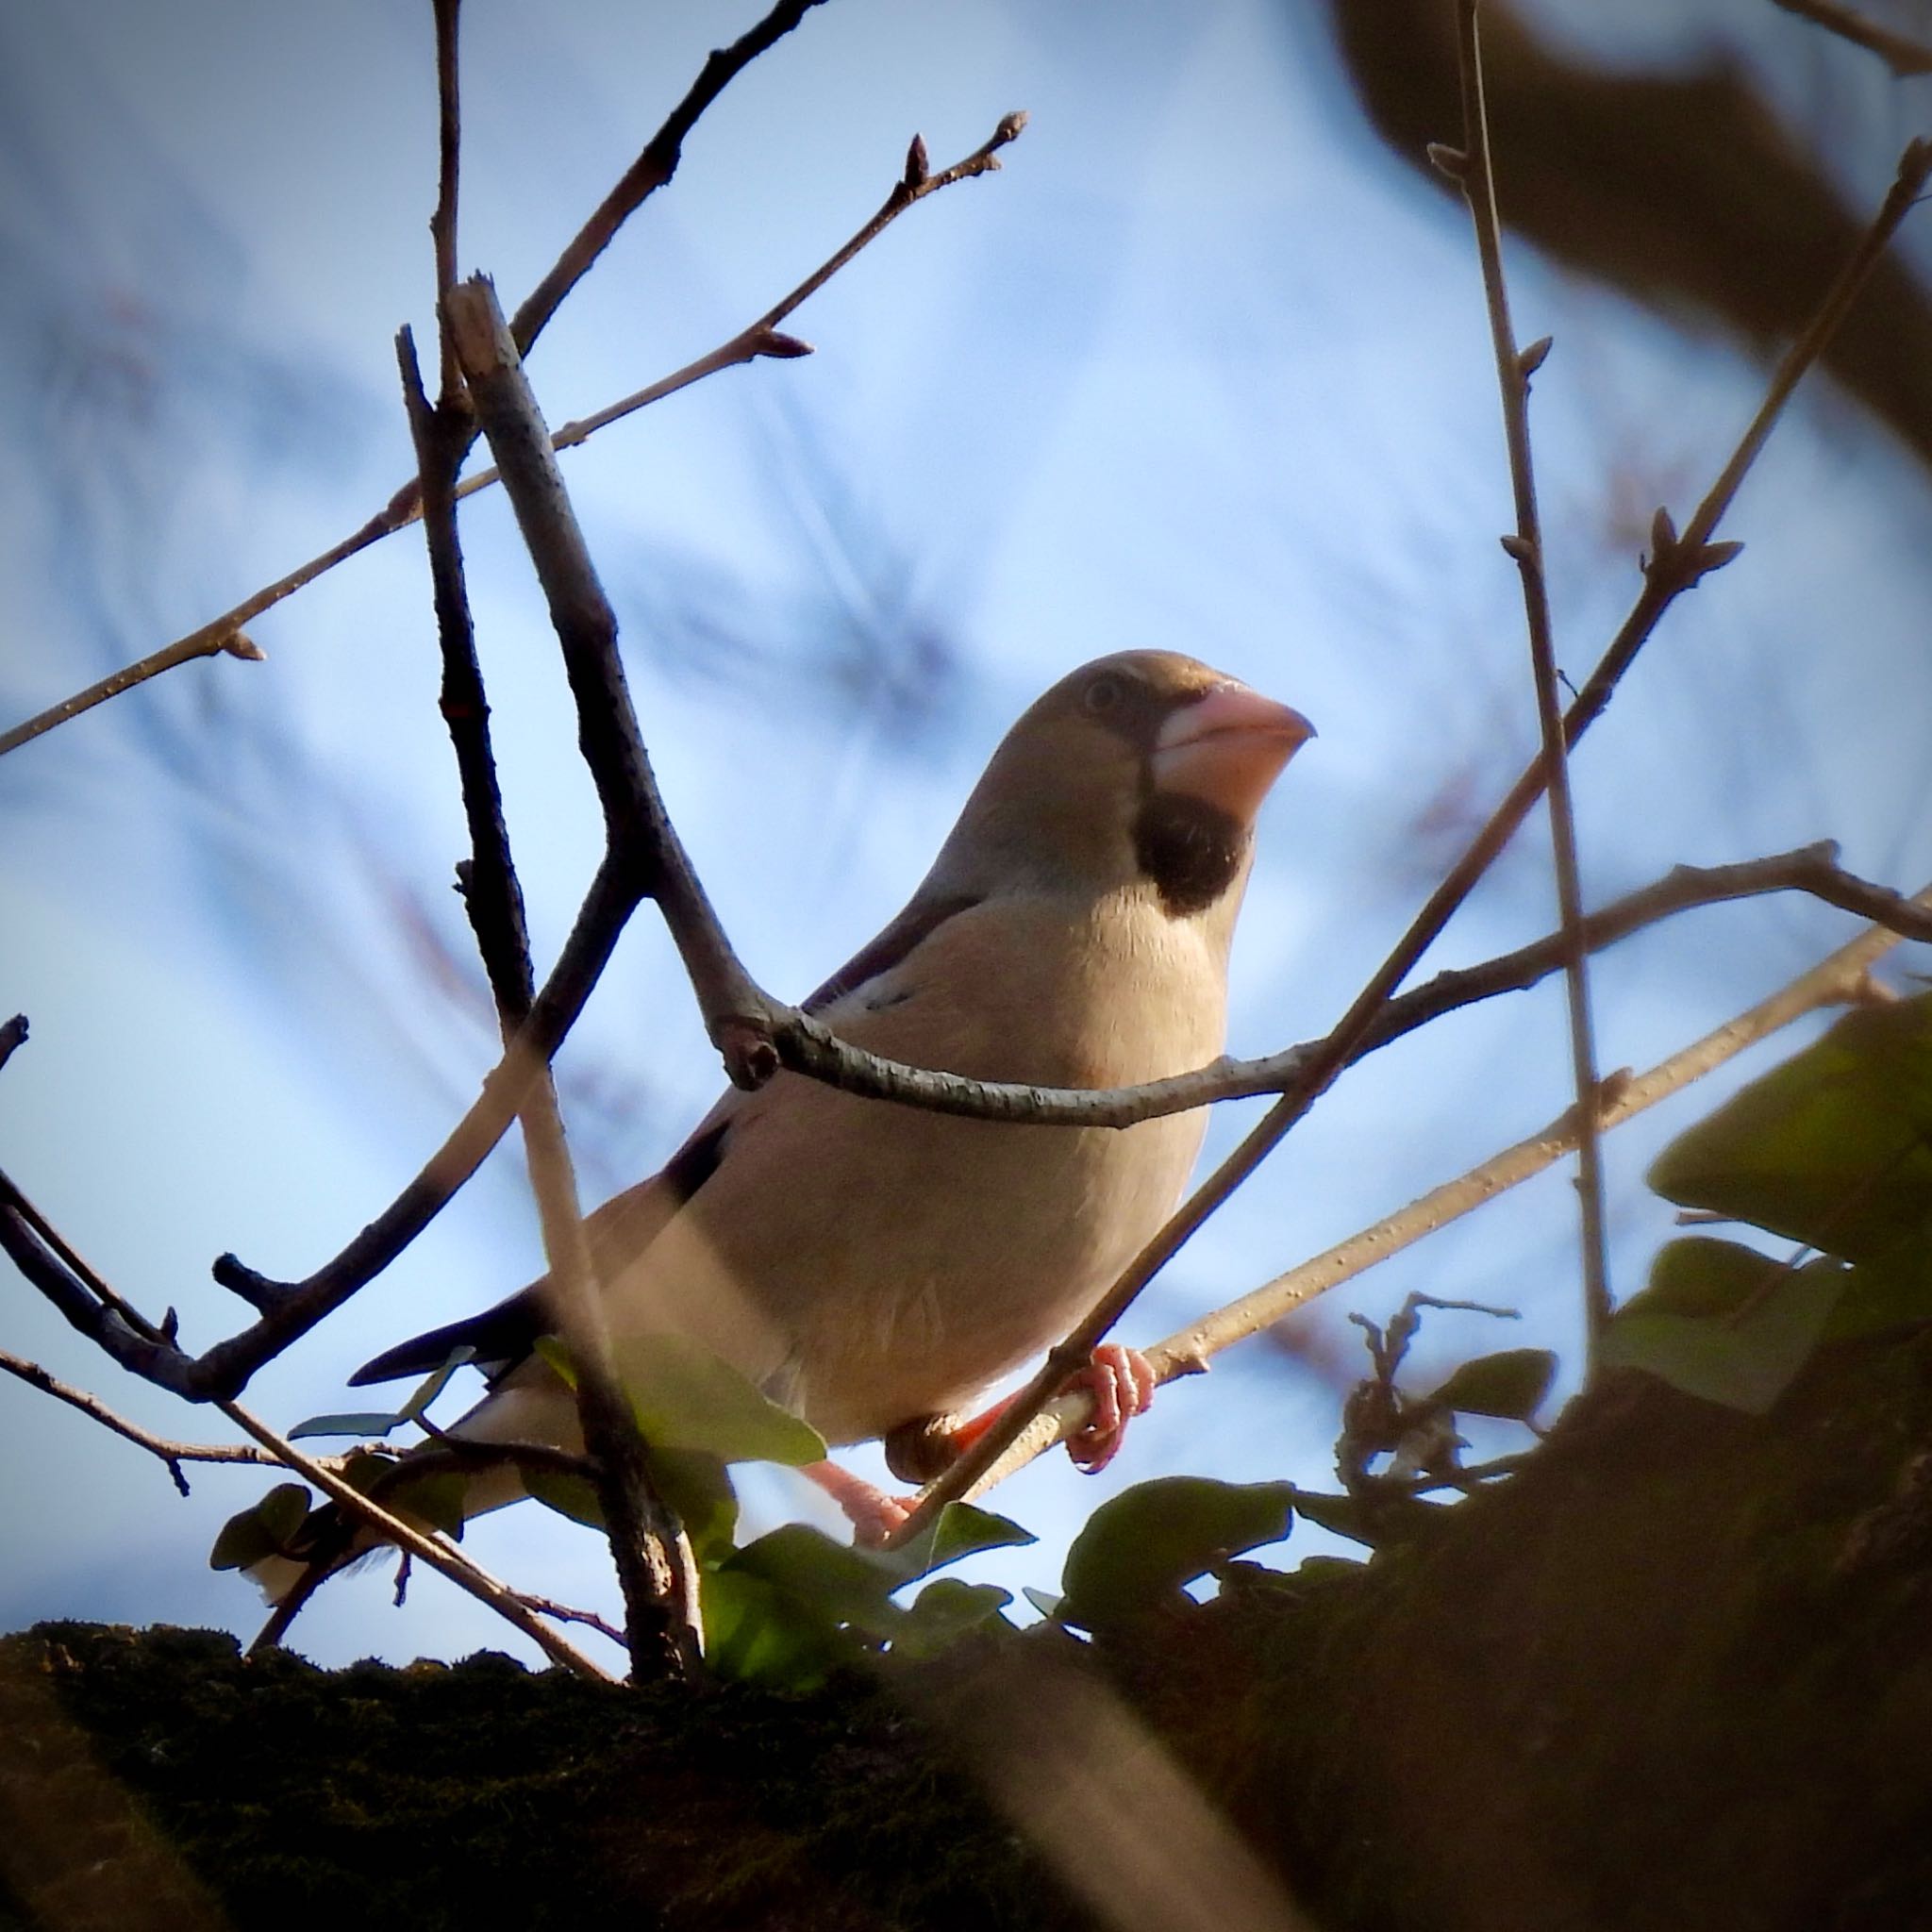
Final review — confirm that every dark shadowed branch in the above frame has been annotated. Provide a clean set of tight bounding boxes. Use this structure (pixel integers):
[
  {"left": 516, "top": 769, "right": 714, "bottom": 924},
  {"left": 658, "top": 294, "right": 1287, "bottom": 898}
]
[
  {"left": 508, "top": 0, "right": 829, "bottom": 352},
  {"left": 421, "top": 286, "right": 698, "bottom": 1677}
]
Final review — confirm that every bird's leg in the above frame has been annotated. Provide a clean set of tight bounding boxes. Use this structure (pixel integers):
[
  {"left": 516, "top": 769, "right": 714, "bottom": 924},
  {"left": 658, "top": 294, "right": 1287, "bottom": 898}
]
[
  {"left": 803, "top": 1460, "right": 916, "bottom": 1548},
  {"left": 881, "top": 1343, "right": 1159, "bottom": 1490}
]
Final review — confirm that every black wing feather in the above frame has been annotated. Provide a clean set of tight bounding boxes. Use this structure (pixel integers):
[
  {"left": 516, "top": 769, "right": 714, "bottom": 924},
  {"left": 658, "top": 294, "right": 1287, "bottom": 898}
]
[{"left": 801, "top": 891, "right": 980, "bottom": 1013}]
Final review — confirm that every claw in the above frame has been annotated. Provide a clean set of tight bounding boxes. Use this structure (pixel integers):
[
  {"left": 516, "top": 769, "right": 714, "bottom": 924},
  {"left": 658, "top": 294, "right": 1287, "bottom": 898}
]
[{"left": 1062, "top": 1342, "right": 1157, "bottom": 1473}]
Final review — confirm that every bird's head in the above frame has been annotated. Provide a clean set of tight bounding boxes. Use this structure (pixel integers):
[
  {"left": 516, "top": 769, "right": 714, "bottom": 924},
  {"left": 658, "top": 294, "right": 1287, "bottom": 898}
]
[{"left": 938, "top": 651, "right": 1313, "bottom": 918}]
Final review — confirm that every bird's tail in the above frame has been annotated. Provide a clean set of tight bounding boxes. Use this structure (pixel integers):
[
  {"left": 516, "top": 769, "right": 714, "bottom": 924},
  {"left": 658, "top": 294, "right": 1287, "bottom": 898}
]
[{"left": 236, "top": 1379, "right": 575, "bottom": 1606}]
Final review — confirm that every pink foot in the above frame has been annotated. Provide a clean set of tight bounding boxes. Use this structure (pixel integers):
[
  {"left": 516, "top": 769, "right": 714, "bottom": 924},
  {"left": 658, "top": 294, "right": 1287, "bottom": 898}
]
[
  {"left": 1062, "top": 1342, "right": 1158, "bottom": 1473},
  {"left": 804, "top": 1459, "right": 916, "bottom": 1548}
]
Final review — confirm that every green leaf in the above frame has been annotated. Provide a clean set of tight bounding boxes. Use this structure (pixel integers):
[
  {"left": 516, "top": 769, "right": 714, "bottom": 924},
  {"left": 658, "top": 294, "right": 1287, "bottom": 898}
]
[
  {"left": 387, "top": 1470, "right": 468, "bottom": 1540},
  {"left": 891, "top": 1579, "right": 1013, "bottom": 1658},
  {"left": 645, "top": 1449, "right": 739, "bottom": 1566},
  {"left": 1060, "top": 1477, "right": 1295, "bottom": 1629},
  {"left": 209, "top": 1483, "right": 312, "bottom": 1572},
  {"left": 1289, "top": 1489, "right": 1382, "bottom": 1547},
  {"left": 1601, "top": 1238, "right": 1844, "bottom": 1413},
  {"left": 337, "top": 1449, "right": 401, "bottom": 1494},
  {"left": 884, "top": 1501, "right": 1035, "bottom": 1586},
  {"left": 614, "top": 1335, "right": 827, "bottom": 1466},
  {"left": 1426, "top": 1347, "right": 1557, "bottom": 1421},
  {"left": 287, "top": 1410, "right": 404, "bottom": 1441},
  {"left": 1827, "top": 1248, "right": 1932, "bottom": 1341},
  {"left": 1648, "top": 993, "right": 1932, "bottom": 1263},
  {"left": 525, "top": 1467, "right": 605, "bottom": 1529},
  {"left": 537, "top": 1333, "right": 826, "bottom": 1466},
  {"left": 702, "top": 1568, "right": 844, "bottom": 1689},
  {"left": 520, "top": 1450, "right": 739, "bottom": 1564},
  {"left": 721, "top": 1524, "right": 904, "bottom": 1638},
  {"left": 395, "top": 1345, "right": 476, "bottom": 1424}
]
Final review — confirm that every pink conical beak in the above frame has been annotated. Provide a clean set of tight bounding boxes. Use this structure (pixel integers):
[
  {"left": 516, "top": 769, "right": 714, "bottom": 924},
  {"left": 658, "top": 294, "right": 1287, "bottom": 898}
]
[{"left": 1151, "top": 683, "right": 1314, "bottom": 822}]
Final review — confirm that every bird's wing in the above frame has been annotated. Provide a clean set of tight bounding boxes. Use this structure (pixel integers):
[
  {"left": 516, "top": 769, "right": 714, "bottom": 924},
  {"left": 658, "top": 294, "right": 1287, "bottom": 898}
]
[
  {"left": 348, "top": 885, "right": 982, "bottom": 1389},
  {"left": 798, "top": 890, "right": 982, "bottom": 1014},
  {"left": 347, "top": 1111, "right": 733, "bottom": 1386}
]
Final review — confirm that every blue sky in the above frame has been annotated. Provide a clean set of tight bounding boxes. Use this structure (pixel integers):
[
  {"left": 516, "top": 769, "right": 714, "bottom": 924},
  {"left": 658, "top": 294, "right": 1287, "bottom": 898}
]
[{"left": 3, "top": 0, "right": 1929, "bottom": 1667}]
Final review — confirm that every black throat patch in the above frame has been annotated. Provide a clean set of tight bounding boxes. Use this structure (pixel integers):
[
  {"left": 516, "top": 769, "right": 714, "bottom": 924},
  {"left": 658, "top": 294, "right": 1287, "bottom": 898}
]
[{"left": 1133, "top": 791, "right": 1247, "bottom": 917}]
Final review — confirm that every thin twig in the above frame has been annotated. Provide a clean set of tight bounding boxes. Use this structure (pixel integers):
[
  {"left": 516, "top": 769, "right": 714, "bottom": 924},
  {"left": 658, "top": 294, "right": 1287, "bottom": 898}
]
[
  {"left": 507, "top": 0, "right": 828, "bottom": 353},
  {"left": 0, "top": 1349, "right": 277, "bottom": 1496},
  {"left": 519, "top": 1591, "right": 628, "bottom": 1650},
  {"left": 931, "top": 884, "right": 1930, "bottom": 1508},
  {"left": 888, "top": 139, "right": 1932, "bottom": 1541},
  {"left": 0, "top": 105, "right": 1023, "bottom": 760},
  {"left": 1450, "top": 0, "right": 1612, "bottom": 1351},
  {"left": 1771, "top": 0, "right": 1932, "bottom": 74},
  {"left": 431, "top": 0, "right": 463, "bottom": 406}
]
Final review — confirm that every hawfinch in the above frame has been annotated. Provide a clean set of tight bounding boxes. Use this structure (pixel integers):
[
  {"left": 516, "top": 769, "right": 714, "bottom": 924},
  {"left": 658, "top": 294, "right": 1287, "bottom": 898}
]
[{"left": 255, "top": 651, "right": 1310, "bottom": 1594}]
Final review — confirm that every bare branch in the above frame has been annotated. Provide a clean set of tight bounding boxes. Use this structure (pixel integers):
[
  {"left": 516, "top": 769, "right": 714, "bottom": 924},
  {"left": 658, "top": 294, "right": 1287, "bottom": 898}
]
[
  {"left": 0, "top": 0, "right": 831, "bottom": 763},
  {"left": 431, "top": 0, "right": 463, "bottom": 404},
  {"left": 774, "top": 845, "right": 1932, "bottom": 1126},
  {"left": 0, "top": 1349, "right": 278, "bottom": 1495},
  {"left": 446, "top": 275, "right": 776, "bottom": 1087},
  {"left": 1771, "top": 0, "right": 1932, "bottom": 74},
  {"left": 1453, "top": 0, "right": 1612, "bottom": 1349},
  {"left": 431, "top": 295, "right": 699, "bottom": 1677},
  {"left": 0, "top": 97, "right": 1024, "bottom": 759},
  {"left": 507, "top": 0, "right": 829, "bottom": 353},
  {"left": 11, "top": 845, "right": 1925, "bottom": 1407},
  {"left": 227, "top": 1404, "right": 612, "bottom": 1678},
  {"left": 888, "top": 139, "right": 1932, "bottom": 1537},
  {"left": 926, "top": 880, "right": 1932, "bottom": 1511}
]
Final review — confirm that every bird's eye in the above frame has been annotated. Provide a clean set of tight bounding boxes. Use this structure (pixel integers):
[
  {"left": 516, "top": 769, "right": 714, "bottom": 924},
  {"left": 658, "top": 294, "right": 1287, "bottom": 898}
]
[{"left": 1082, "top": 673, "right": 1126, "bottom": 717}]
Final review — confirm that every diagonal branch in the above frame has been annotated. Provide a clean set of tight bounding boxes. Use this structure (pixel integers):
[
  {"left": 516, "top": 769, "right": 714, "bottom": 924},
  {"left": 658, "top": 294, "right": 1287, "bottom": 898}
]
[
  {"left": 887, "top": 135, "right": 1932, "bottom": 1541},
  {"left": 1448, "top": 0, "right": 1612, "bottom": 1350},
  {"left": 0, "top": 104, "right": 1024, "bottom": 760},
  {"left": 445, "top": 275, "right": 778, "bottom": 1084},
  {"left": 0, "top": 1349, "right": 278, "bottom": 1495},
  {"left": 0, "top": 0, "right": 828, "bottom": 762},
  {"left": 931, "top": 881, "right": 1932, "bottom": 1509},
  {"left": 508, "top": 0, "right": 829, "bottom": 352}
]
